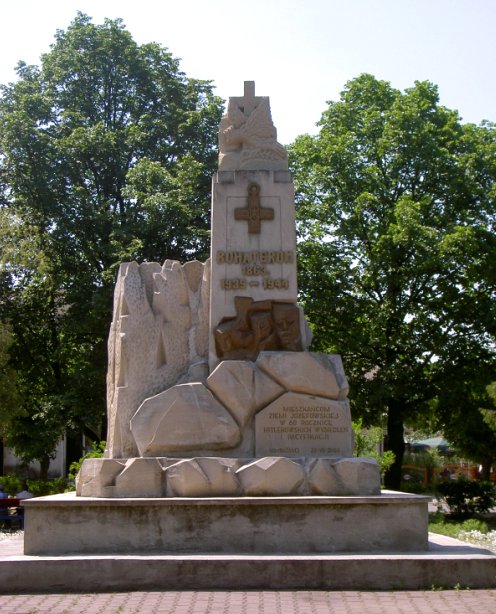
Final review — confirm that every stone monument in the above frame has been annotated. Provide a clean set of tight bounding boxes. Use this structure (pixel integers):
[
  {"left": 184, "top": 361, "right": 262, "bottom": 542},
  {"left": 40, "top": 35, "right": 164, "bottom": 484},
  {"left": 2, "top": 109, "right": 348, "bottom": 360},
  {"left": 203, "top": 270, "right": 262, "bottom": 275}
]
[
  {"left": 23, "top": 83, "right": 428, "bottom": 556},
  {"left": 76, "top": 81, "right": 379, "bottom": 499}
]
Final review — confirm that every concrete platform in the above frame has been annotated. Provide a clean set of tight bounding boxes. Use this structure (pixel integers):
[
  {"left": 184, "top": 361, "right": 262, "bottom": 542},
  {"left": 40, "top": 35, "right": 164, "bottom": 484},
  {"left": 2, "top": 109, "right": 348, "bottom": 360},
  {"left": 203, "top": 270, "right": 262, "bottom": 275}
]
[
  {"left": 10, "top": 491, "right": 494, "bottom": 591},
  {"left": 22, "top": 491, "right": 429, "bottom": 555},
  {"left": 1, "top": 533, "right": 495, "bottom": 592}
]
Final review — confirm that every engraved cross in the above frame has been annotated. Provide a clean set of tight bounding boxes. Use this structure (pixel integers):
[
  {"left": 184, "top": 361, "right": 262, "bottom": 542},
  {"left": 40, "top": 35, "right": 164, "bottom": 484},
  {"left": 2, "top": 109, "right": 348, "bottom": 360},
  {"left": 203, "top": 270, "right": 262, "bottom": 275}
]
[{"left": 234, "top": 183, "right": 274, "bottom": 234}]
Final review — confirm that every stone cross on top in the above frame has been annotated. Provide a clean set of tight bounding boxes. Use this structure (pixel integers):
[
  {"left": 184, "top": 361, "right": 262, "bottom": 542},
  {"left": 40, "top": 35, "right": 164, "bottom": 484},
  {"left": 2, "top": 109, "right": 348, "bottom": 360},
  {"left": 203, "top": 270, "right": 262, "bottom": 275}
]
[
  {"left": 233, "top": 81, "right": 261, "bottom": 117},
  {"left": 218, "top": 80, "right": 288, "bottom": 172}
]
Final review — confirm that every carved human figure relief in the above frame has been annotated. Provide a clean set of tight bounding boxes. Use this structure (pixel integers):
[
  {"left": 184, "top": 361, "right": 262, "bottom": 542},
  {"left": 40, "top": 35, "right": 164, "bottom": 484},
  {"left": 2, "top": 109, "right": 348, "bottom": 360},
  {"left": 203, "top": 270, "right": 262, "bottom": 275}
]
[{"left": 214, "top": 296, "right": 303, "bottom": 361}]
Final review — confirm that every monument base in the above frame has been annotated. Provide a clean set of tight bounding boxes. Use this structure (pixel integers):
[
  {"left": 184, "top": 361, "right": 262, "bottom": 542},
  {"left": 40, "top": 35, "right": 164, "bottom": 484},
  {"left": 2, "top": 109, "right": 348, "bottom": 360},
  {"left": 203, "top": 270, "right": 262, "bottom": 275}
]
[
  {"left": 3, "top": 533, "right": 496, "bottom": 592},
  {"left": 23, "top": 491, "right": 428, "bottom": 556}
]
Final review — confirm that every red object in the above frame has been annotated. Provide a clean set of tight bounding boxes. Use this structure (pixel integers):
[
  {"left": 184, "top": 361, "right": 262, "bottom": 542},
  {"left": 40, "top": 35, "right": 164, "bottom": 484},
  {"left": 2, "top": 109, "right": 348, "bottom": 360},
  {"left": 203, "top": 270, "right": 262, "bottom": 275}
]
[{"left": 0, "top": 498, "right": 20, "bottom": 508}]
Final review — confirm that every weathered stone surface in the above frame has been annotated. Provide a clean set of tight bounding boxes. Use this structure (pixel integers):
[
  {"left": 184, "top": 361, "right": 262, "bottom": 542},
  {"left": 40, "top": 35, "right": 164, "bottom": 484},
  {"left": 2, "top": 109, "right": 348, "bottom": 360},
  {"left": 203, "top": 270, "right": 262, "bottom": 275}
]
[
  {"left": 236, "top": 457, "right": 304, "bottom": 496},
  {"left": 255, "top": 392, "right": 353, "bottom": 458},
  {"left": 114, "top": 458, "right": 165, "bottom": 498},
  {"left": 77, "top": 455, "right": 381, "bottom": 498},
  {"left": 209, "top": 170, "right": 297, "bottom": 371},
  {"left": 207, "top": 360, "right": 284, "bottom": 427},
  {"left": 218, "top": 81, "right": 288, "bottom": 172},
  {"left": 130, "top": 383, "right": 241, "bottom": 456},
  {"left": 256, "top": 352, "right": 349, "bottom": 399},
  {"left": 333, "top": 458, "right": 381, "bottom": 495},
  {"left": 307, "top": 459, "right": 342, "bottom": 495},
  {"left": 165, "top": 457, "right": 242, "bottom": 497},
  {"left": 106, "top": 259, "right": 210, "bottom": 458},
  {"left": 308, "top": 458, "right": 381, "bottom": 496},
  {"left": 76, "top": 458, "right": 125, "bottom": 497},
  {"left": 24, "top": 492, "right": 430, "bottom": 556},
  {"left": 76, "top": 82, "right": 376, "bottom": 503},
  {"left": 176, "top": 361, "right": 209, "bottom": 385}
]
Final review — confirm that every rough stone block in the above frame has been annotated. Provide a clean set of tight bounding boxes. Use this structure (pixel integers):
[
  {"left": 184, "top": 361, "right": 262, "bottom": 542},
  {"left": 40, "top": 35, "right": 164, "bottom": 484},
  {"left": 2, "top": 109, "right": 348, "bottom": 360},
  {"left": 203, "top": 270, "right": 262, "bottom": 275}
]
[
  {"left": 76, "top": 458, "right": 125, "bottom": 497},
  {"left": 308, "top": 457, "right": 381, "bottom": 496},
  {"left": 307, "top": 459, "right": 343, "bottom": 495},
  {"left": 114, "top": 458, "right": 165, "bottom": 497},
  {"left": 165, "top": 457, "right": 242, "bottom": 497},
  {"left": 130, "top": 383, "right": 240, "bottom": 456},
  {"left": 106, "top": 258, "right": 210, "bottom": 459},
  {"left": 236, "top": 457, "right": 304, "bottom": 496},
  {"left": 207, "top": 360, "right": 284, "bottom": 427},
  {"left": 333, "top": 458, "right": 381, "bottom": 495},
  {"left": 256, "top": 352, "right": 349, "bottom": 399},
  {"left": 176, "top": 361, "right": 209, "bottom": 385}
]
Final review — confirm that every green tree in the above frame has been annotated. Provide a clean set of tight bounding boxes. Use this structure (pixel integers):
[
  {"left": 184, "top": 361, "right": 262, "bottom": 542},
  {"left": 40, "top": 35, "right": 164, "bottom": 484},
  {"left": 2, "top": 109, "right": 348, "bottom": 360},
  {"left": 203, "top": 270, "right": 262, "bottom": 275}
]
[
  {"left": 0, "top": 13, "right": 223, "bottom": 472},
  {"left": 435, "top": 381, "right": 496, "bottom": 480},
  {"left": 289, "top": 74, "right": 496, "bottom": 488},
  {"left": 352, "top": 418, "right": 395, "bottom": 476},
  {"left": 0, "top": 320, "right": 20, "bottom": 431}
]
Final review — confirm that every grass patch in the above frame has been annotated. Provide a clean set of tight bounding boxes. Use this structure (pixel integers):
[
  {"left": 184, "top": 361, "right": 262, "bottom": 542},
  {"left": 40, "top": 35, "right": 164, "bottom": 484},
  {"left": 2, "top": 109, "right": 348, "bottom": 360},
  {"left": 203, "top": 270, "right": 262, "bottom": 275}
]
[
  {"left": 428, "top": 512, "right": 489, "bottom": 538},
  {"left": 429, "top": 512, "right": 496, "bottom": 553}
]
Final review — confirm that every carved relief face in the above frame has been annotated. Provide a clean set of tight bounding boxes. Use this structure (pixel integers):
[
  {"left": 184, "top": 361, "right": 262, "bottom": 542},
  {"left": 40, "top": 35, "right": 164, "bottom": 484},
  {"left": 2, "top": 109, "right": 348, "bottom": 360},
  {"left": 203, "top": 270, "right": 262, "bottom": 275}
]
[
  {"left": 250, "top": 311, "right": 273, "bottom": 341},
  {"left": 214, "top": 299, "right": 302, "bottom": 360},
  {"left": 272, "top": 304, "right": 301, "bottom": 349}
]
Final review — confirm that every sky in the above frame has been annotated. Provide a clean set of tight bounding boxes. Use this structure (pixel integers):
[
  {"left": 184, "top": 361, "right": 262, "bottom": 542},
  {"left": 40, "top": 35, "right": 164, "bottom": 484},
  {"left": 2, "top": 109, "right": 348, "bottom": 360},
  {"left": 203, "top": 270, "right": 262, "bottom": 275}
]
[{"left": 0, "top": 0, "right": 495, "bottom": 145}]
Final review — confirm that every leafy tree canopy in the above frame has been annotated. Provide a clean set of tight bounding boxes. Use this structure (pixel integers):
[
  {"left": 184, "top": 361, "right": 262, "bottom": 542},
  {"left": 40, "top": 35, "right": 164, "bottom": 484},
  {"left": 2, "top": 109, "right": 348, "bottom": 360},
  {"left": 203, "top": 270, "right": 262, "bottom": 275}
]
[
  {"left": 0, "top": 13, "right": 223, "bottom": 470},
  {"left": 289, "top": 74, "right": 496, "bottom": 487},
  {"left": 0, "top": 320, "right": 20, "bottom": 430}
]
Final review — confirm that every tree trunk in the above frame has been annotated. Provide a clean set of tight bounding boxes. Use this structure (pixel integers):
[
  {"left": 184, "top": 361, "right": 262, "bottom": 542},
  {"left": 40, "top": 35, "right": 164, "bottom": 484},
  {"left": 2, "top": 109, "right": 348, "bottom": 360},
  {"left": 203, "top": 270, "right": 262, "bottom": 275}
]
[
  {"left": 383, "top": 402, "right": 405, "bottom": 490},
  {"left": 481, "top": 458, "right": 493, "bottom": 481},
  {"left": 39, "top": 456, "right": 50, "bottom": 481}
]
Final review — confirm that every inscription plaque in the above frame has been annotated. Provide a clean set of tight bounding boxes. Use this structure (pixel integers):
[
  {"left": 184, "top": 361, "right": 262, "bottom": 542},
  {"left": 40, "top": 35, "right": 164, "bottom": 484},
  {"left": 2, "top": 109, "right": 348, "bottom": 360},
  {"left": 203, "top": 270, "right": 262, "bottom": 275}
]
[{"left": 255, "top": 392, "right": 353, "bottom": 458}]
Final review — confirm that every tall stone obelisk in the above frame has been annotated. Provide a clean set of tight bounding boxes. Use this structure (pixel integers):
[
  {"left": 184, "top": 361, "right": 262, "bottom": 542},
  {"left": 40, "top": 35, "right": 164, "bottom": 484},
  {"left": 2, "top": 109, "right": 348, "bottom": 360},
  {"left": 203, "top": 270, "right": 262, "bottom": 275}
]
[{"left": 209, "top": 82, "right": 303, "bottom": 370}]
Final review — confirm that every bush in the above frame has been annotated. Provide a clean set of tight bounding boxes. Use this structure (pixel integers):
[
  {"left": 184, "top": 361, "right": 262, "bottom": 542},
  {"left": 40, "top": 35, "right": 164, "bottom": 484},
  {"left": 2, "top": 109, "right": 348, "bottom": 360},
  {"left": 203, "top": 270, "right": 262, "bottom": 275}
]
[
  {"left": 28, "top": 477, "right": 68, "bottom": 496},
  {"left": 0, "top": 474, "right": 68, "bottom": 497},
  {"left": 460, "top": 518, "right": 489, "bottom": 533},
  {"left": 437, "top": 479, "right": 496, "bottom": 517},
  {"left": 352, "top": 419, "right": 395, "bottom": 476},
  {"left": 0, "top": 474, "right": 23, "bottom": 496}
]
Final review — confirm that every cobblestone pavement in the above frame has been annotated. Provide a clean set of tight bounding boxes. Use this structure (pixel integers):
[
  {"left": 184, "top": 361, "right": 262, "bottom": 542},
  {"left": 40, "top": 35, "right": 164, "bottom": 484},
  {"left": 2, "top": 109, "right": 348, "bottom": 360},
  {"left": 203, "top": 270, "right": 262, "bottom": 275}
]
[{"left": 1, "top": 590, "right": 496, "bottom": 614}]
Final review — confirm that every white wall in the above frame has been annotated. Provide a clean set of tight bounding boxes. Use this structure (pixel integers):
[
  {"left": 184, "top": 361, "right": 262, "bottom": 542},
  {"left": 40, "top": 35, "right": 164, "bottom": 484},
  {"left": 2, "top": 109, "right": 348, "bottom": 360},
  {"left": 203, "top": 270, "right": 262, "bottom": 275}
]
[{"left": 2, "top": 437, "right": 66, "bottom": 477}]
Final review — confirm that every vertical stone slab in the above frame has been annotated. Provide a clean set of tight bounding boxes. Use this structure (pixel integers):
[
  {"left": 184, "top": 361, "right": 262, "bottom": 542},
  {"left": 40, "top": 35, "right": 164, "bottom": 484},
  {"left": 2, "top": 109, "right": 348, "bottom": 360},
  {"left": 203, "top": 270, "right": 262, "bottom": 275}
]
[
  {"left": 209, "top": 87, "right": 299, "bottom": 370},
  {"left": 106, "top": 259, "right": 210, "bottom": 458},
  {"left": 209, "top": 82, "right": 299, "bottom": 370}
]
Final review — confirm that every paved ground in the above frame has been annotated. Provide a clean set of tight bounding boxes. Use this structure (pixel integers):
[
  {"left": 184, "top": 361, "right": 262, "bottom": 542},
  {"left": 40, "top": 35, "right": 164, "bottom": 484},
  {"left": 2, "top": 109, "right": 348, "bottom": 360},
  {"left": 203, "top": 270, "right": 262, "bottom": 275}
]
[{"left": 1, "top": 589, "right": 496, "bottom": 613}]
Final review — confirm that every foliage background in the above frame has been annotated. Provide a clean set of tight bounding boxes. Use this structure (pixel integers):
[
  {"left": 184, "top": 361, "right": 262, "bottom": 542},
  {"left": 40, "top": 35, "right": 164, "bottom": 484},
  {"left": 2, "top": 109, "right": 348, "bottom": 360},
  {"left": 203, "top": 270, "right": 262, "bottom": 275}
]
[
  {"left": 289, "top": 74, "right": 496, "bottom": 487},
  {"left": 0, "top": 14, "right": 222, "bottom": 476},
  {"left": 0, "top": 17, "right": 495, "bottom": 487}
]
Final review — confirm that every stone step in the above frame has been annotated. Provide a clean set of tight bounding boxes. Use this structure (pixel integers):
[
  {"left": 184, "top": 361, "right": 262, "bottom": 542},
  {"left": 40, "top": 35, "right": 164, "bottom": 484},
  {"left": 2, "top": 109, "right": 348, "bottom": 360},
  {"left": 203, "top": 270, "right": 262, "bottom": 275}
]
[
  {"left": 22, "top": 492, "right": 429, "bottom": 556},
  {"left": 1, "top": 534, "right": 495, "bottom": 592}
]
